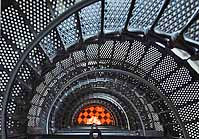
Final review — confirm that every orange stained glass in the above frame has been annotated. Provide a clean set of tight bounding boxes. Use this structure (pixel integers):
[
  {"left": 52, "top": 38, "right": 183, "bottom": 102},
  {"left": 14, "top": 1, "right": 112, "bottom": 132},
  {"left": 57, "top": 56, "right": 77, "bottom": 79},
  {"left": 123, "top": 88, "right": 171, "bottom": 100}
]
[{"left": 77, "top": 105, "right": 114, "bottom": 125}]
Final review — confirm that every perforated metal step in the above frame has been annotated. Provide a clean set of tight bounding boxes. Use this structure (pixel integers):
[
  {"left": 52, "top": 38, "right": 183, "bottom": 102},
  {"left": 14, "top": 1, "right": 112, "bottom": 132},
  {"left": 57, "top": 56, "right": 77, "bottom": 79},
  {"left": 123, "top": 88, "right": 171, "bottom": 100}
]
[{"left": 1, "top": 0, "right": 199, "bottom": 139}]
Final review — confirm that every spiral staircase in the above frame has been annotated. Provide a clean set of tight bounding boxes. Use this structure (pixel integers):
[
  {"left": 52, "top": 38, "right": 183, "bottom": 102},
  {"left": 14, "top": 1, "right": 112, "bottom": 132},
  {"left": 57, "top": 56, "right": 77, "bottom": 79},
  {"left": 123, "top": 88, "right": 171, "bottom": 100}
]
[{"left": 1, "top": 0, "right": 199, "bottom": 139}]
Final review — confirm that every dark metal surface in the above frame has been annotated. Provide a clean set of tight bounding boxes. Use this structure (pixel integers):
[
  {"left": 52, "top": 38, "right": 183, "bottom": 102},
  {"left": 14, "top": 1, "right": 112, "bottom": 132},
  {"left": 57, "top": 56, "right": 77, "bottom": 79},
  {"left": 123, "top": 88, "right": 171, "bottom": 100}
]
[
  {"left": 1, "top": 0, "right": 199, "bottom": 139},
  {"left": 29, "top": 134, "right": 163, "bottom": 139},
  {"left": 2, "top": 0, "right": 100, "bottom": 139},
  {"left": 150, "top": 0, "right": 170, "bottom": 31}
]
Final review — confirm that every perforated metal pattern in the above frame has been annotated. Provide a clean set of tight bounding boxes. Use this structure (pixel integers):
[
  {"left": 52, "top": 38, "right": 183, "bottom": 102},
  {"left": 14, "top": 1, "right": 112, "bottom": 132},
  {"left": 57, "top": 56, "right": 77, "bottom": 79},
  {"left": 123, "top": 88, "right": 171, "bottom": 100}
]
[
  {"left": 51, "top": 0, "right": 80, "bottom": 49},
  {"left": 6, "top": 83, "right": 24, "bottom": 134},
  {"left": 170, "top": 82, "right": 199, "bottom": 106},
  {"left": 0, "top": 37, "right": 20, "bottom": 72},
  {"left": 86, "top": 44, "right": 99, "bottom": 63},
  {"left": 151, "top": 56, "right": 178, "bottom": 81},
  {"left": 79, "top": 2, "right": 101, "bottom": 39},
  {"left": 46, "top": 68, "right": 166, "bottom": 132},
  {"left": 31, "top": 94, "right": 43, "bottom": 108},
  {"left": 73, "top": 50, "right": 86, "bottom": 63},
  {"left": 28, "top": 47, "right": 49, "bottom": 69},
  {"left": 125, "top": 40, "right": 146, "bottom": 66},
  {"left": 17, "top": 63, "right": 34, "bottom": 83},
  {"left": 155, "top": 0, "right": 199, "bottom": 34},
  {"left": 29, "top": 94, "right": 44, "bottom": 127},
  {"left": 179, "top": 102, "right": 199, "bottom": 139},
  {"left": 178, "top": 102, "right": 199, "bottom": 122},
  {"left": 171, "top": 123, "right": 184, "bottom": 138},
  {"left": 36, "top": 83, "right": 46, "bottom": 97},
  {"left": 57, "top": 15, "right": 80, "bottom": 49},
  {"left": 7, "top": 101, "right": 16, "bottom": 116},
  {"left": 104, "top": 0, "right": 131, "bottom": 33},
  {"left": 160, "top": 67, "right": 192, "bottom": 94},
  {"left": 0, "top": 71, "right": 10, "bottom": 115},
  {"left": 1, "top": 5, "right": 35, "bottom": 52},
  {"left": 1, "top": 0, "right": 199, "bottom": 137},
  {"left": 113, "top": 41, "right": 129, "bottom": 62},
  {"left": 44, "top": 72, "right": 55, "bottom": 85},
  {"left": 138, "top": 46, "right": 162, "bottom": 77},
  {"left": 40, "top": 29, "right": 63, "bottom": 59},
  {"left": 6, "top": 114, "right": 15, "bottom": 133},
  {"left": 17, "top": 0, "right": 52, "bottom": 33},
  {"left": 185, "top": 122, "right": 199, "bottom": 139},
  {"left": 61, "top": 55, "right": 74, "bottom": 69},
  {"left": 20, "top": 37, "right": 199, "bottom": 138},
  {"left": 51, "top": 0, "right": 75, "bottom": 16},
  {"left": 28, "top": 105, "right": 40, "bottom": 127},
  {"left": 52, "top": 63, "right": 63, "bottom": 76},
  {"left": 100, "top": 41, "right": 114, "bottom": 63},
  {"left": 185, "top": 19, "right": 199, "bottom": 42},
  {"left": 128, "top": 0, "right": 163, "bottom": 31}
]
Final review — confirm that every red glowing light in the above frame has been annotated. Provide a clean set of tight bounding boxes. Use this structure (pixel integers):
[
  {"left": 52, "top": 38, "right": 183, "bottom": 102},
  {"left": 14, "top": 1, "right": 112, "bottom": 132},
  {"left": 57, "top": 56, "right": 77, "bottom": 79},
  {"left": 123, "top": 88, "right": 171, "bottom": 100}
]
[{"left": 77, "top": 105, "right": 114, "bottom": 125}]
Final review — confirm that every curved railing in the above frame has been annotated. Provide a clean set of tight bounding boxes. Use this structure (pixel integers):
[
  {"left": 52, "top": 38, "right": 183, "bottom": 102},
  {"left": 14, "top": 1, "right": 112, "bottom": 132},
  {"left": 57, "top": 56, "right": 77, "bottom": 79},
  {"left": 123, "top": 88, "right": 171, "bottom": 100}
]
[{"left": 1, "top": 0, "right": 199, "bottom": 139}]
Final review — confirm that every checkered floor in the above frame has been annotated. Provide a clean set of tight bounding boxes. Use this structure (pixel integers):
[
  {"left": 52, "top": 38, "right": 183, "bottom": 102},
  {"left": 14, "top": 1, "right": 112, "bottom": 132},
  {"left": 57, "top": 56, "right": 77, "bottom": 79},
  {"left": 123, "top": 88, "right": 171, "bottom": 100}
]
[{"left": 77, "top": 105, "right": 114, "bottom": 125}]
